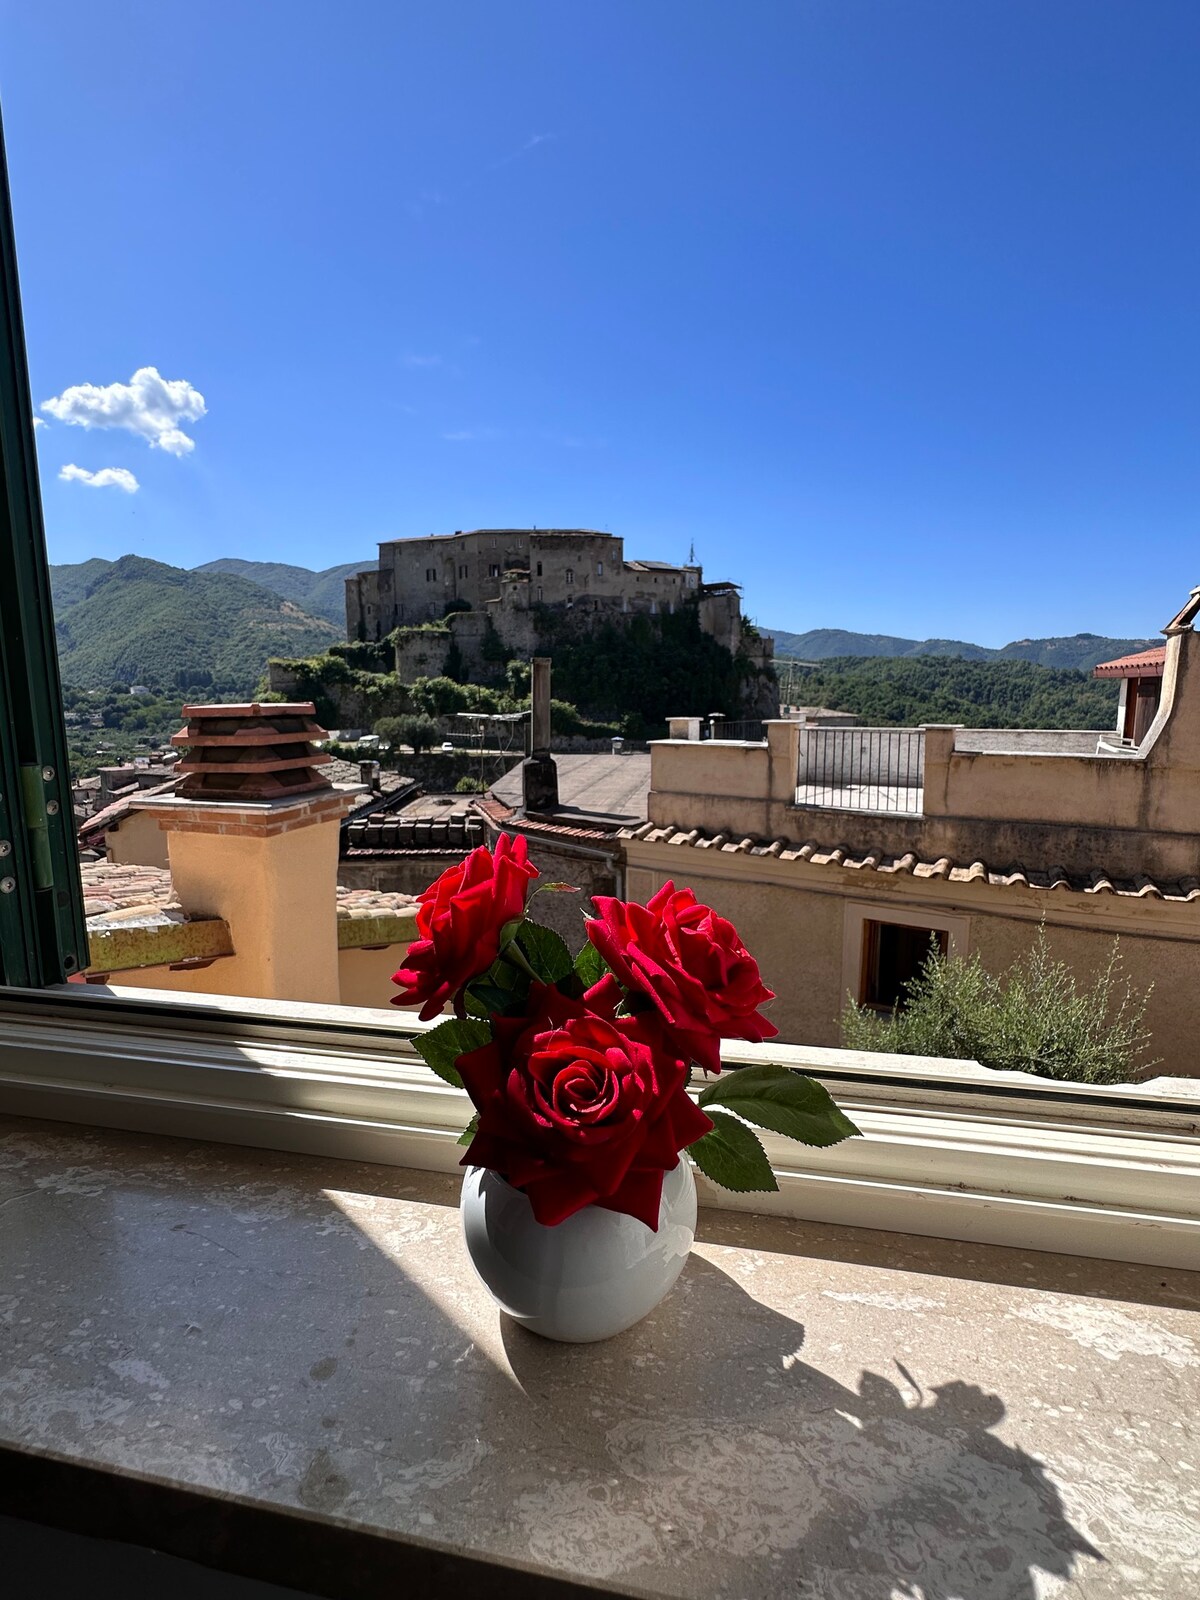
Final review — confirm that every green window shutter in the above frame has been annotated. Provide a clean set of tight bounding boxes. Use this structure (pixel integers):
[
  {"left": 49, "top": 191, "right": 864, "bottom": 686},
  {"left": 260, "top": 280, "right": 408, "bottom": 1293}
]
[{"left": 0, "top": 111, "right": 89, "bottom": 986}]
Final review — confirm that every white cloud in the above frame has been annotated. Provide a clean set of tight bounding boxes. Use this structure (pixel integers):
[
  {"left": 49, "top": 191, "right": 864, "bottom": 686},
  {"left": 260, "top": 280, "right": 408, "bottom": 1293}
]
[
  {"left": 41, "top": 366, "right": 206, "bottom": 456},
  {"left": 58, "top": 464, "right": 140, "bottom": 494},
  {"left": 442, "top": 427, "right": 504, "bottom": 442},
  {"left": 403, "top": 354, "right": 443, "bottom": 368},
  {"left": 32, "top": 416, "right": 46, "bottom": 429},
  {"left": 489, "top": 132, "right": 556, "bottom": 171}
]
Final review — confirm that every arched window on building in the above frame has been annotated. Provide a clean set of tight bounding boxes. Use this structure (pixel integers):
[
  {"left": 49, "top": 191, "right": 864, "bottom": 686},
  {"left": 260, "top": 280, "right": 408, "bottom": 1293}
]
[{"left": 597, "top": 561, "right": 603, "bottom": 576}]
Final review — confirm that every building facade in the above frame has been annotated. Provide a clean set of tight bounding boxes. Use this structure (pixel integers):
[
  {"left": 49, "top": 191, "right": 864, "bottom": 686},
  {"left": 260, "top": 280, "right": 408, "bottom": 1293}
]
[
  {"left": 345, "top": 528, "right": 704, "bottom": 637},
  {"left": 623, "top": 588, "right": 1200, "bottom": 1078}
]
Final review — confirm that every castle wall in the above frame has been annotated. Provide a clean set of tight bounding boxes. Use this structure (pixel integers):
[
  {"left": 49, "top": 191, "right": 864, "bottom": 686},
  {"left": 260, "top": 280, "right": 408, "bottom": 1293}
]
[{"left": 344, "top": 528, "right": 704, "bottom": 638}]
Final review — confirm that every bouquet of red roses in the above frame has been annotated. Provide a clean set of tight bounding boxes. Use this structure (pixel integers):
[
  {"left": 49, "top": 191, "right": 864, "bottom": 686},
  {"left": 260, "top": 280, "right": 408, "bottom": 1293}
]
[{"left": 392, "top": 834, "right": 858, "bottom": 1230}]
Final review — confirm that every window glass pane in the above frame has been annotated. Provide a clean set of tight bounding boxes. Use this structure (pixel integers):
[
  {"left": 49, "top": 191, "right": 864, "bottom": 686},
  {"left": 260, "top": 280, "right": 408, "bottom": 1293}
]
[{"left": 862, "top": 921, "right": 947, "bottom": 1011}]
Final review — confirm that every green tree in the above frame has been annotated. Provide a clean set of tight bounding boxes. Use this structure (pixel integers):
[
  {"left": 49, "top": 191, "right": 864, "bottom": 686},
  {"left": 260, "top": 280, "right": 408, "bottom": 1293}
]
[{"left": 375, "top": 713, "right": 439, "bottom": 754}]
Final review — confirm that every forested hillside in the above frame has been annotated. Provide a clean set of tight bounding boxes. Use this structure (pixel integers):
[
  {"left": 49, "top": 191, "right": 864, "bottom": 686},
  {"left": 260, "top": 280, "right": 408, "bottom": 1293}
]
[
  {"left": 51, "top": 555, "right": 339, "bottom": 695},
  {"left": 791, "top": 656, "right": 1119, "bottom": 729},
  {"left": 767, "top": 625, "right": 1156, "bottom": 672},
  {"left": 195, "top": 557, "right": 375, "bottom": 625}
]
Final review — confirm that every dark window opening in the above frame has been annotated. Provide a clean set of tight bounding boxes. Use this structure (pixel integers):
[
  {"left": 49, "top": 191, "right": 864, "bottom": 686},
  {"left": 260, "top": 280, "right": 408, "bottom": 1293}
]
[{"left": 860, "top": 921, "right": 948, "bottom": 1012}]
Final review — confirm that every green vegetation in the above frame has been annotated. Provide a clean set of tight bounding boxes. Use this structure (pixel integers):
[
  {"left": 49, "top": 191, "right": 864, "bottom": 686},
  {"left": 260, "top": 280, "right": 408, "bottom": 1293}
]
[
  {"left": 787, "top": 655, "right": 1118, "bottom": 729},
  {"left": 528, "top": 605, "right": 769, "bottom": 731},
  {"left": 51, "top": 555, "right": 339, "bottom": 696},
  {"left": 61, "top": 684, "right": 187, "bottom": 778},
  {"left": 374, "top": 714, "right": 440, "bottom": 754},
  {"left": 454, "top": 775, "right": 488, "bottom": 793},
  {"left": 193, "top": 557, "right": 375, "bottom": 625},
  {"left": 769, "top": 624, "right": 1157, "bottom": 672},
  {"left": 841, "top": 929, "right": 1153, "bottom": 1085}
]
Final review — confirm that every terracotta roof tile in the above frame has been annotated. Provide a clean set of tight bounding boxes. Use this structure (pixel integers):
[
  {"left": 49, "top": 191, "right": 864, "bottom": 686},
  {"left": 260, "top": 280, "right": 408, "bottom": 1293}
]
[
  {"left": 621, "top": 823, "right": 1200, "bottom": 903},
  {"left": 1093, "top": 646, "right": 1166, "bottom": 679},
  {"left": 78, "top": 778, "right": 178, "bottom": 846}
]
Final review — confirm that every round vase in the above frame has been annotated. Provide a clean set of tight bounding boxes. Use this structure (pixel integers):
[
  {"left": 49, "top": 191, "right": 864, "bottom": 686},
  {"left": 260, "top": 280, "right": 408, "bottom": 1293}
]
[{"left": 460, "top": 1160, "right": 697, "bottom": 1343}]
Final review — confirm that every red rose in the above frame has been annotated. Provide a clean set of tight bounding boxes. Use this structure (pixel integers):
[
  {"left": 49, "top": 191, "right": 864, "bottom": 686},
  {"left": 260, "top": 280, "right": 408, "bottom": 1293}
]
[
  {"left": 391, "top": 834, "right": 538, "bottom": 1020},
  {"left": 587, "top": 883, "right": 777, "bottom": 1074},
  {"left": 456, "top": 977, "right": 713, "bottom": 1229}
]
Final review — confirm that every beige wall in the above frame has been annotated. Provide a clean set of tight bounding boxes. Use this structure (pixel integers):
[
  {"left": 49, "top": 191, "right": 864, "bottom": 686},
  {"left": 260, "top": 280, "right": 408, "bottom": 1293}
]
[
  {"left": 626, "top": 840, "right": 1200, "bottom": 1078},
  {"left": 105, "top": 809, "right": 170, "bottom": 870},
  {"left": 338, "top": 944, "right": 410, "bottom": 1009},
  {"left": 651, "top": 632, "right": 1200, "bottom": 882}
]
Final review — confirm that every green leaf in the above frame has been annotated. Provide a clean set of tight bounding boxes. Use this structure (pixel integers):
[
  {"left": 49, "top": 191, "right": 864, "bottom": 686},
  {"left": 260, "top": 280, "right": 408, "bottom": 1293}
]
[
  {"left": 573, "top": 939, "right": 607, "bottom": 989},
  {"left": 698, "top": 1064, "right": 860, "bottom": 1147},
  {"left": 466, "top": 982, "right": 521, "bottom": 1015},
  {"left": 457, "top": 1113, "right": 480, "bottom": 1148},
  {"left": 413, "top": 1017, "right": 493, "bottom": 1089},
  {"left": 496, "top": 916, "right": 524, "bottom": 956},
  {"left": 484, "top": 953, "right": 522, "bottom": 991},
  {"left": 515, "top": 921, "right": 573, "bottom": 984},
  {"left": 687, "top": 1110, "right": 779, "bottom": 1193}
]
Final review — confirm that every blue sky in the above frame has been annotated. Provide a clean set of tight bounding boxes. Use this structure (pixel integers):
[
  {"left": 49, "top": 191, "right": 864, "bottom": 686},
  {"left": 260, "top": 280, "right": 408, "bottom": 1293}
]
[{"left": 3, "top": 2, "right": 1198, "bottom": 644}]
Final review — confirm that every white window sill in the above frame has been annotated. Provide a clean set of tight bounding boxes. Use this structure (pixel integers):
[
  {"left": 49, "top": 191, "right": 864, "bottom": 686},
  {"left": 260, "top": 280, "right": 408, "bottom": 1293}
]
[{"left": 0, "top": 983, "right": 1196, "bottom": 1269}]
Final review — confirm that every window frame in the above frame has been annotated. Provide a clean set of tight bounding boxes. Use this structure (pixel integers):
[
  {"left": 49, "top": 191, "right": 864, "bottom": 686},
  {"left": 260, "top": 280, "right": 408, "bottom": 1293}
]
[
  {"left": 0, "top": 111, "right": 89, "bottom": 986},
  {"left": 2, "top": 102, "right": 1197, "bottom": 1277},
  {"left": 0, "top": 981, "right": 1195, "bottom": 1271},
  {"left": 842, "top": 901, "right": 969, "bottom": 1015}
]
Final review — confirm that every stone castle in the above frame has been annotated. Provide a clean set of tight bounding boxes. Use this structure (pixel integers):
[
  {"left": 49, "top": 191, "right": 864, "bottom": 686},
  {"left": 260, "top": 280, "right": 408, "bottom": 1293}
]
[{"left": 344, "top": 528, "right": 774, "bottom": 694}]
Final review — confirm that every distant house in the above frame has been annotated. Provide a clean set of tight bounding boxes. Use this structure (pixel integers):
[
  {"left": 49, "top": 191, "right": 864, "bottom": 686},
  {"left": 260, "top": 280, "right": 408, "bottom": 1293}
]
[
  {"left": 1094, "top": 645, "right": 1166, "bottom": 746},
  {"left": 621, "top": 585, "right": 1200, "bottom": 1078}
]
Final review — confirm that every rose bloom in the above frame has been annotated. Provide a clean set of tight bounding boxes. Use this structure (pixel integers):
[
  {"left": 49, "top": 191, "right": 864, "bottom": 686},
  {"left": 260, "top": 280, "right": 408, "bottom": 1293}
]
[
  {"left": 587, "top": 883, "right": 777, "bottom": 1074},
  {"left": 392, "top": 834, "right": 538, "bottom": 1020},
  {"left": 457, "top": 977, "right": 713, "bottom": 1229}
]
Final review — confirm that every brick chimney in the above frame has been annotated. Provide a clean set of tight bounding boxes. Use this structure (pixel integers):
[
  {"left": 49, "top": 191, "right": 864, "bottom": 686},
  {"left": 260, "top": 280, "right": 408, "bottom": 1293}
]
[{"left": 138, "top": 703, "right": 364, "bottom": 1003}]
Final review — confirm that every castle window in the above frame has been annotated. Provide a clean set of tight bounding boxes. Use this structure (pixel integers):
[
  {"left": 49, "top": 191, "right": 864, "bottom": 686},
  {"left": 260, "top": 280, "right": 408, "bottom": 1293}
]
[
  {"left": 425, "top": 568, "right": 435, "bottom": 582},
  {"left": 536, "top": 562, "right": 542, "bottom": 576},
  {"left": 566, "top": 568, "right": 574, "bottom": 585},
  {"left": 459, "top": 564, "right": 468, "bottom": 579},
  {"left": 597, "top": 562, "right": 603, "bottom": 576},
  {"left": 537, "top": 587, "right": 543, "bottom": 601},
  {"left": 489, "top": 564, "right": 500, "bottom": 577}
]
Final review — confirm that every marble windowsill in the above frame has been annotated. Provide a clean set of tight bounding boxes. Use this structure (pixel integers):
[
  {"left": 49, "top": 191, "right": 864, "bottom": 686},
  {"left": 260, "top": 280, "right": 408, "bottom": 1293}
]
[{"left": 1, "top": 1114, "right": 1198, "bottom": 1599}]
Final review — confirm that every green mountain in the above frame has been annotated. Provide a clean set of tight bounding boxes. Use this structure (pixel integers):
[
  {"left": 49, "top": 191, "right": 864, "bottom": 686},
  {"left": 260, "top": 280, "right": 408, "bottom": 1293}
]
[
  {"left": 767, "top": 625, "right": 1157, "bottom": 672},
  {"left": 48, "top": 557, "right": 115, "bottom": 612},
  {"left": 786, "top": 655, "right": 1120, "bottom": 729},
  {"left": 51, "top": 555, "right": 340, "bottom": 694},
  {"left": 194, "top": 557, "right": 375, "bottom": 625}
]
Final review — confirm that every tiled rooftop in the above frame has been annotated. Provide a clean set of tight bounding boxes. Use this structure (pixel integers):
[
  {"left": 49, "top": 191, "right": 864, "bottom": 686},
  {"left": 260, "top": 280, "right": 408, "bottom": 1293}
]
[
  {"left": 624, "top": 822, "right": 1200, "bottom": 902},
  {"left": 79, "top": 862, "right": 417, "bottom": 974},
  {"left": 490, "top": 751, "right": 651, "bottom": 824},
  {"left": 336, "top": 885, "right": 419, "bottom": 918},
  {"left": 80, "top": 861, "right": 178, "bottom": 921},
  {"left": 1094, "top": 645, "right": 1167, "bottom": 678}
]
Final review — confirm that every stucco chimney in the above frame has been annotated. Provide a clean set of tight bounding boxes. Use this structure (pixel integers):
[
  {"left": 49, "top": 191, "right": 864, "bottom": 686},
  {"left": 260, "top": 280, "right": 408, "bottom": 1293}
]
[
  {"left": 138, "top": 703, "right": 364, "bottom": 1003},
  {"left": 521, "top": 656, "right": 560, "bottom": 813}
]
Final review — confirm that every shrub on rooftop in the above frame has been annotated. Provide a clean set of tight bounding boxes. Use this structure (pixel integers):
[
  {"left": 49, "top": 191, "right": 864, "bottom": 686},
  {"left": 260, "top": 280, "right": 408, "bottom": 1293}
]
[{"left": 840, "top": 927, "right": 1154, "bottom": 1085}]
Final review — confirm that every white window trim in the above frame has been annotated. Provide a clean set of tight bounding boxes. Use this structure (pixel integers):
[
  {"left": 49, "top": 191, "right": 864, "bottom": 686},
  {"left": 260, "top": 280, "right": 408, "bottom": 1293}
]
[
  {"left": 841, "top": 899, "right": 971, "bottom": 1010},
  {"left": 0, "top": 985, "right": 1196, "bottom": 1269}
]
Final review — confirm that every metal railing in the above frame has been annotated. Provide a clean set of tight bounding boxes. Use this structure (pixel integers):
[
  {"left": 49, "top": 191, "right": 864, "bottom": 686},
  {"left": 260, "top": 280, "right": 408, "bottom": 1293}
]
[
  {"left": 703, "top": 718, "right": 766, "bottom": 742},
  {"left": 796, "top": 727, "right": 924, "bottom": 814}
]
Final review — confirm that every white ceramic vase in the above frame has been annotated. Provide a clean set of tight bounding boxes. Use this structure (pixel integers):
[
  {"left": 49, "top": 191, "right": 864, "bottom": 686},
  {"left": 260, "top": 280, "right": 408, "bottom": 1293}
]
[{"left": 460, "top": 1159, "right": 697, "bottom": 1343}]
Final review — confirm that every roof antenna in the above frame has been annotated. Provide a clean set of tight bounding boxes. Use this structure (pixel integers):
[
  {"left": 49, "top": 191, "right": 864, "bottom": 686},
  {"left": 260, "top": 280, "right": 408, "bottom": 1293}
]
[{"left": 688, "top": 540, "right": 696, "bottom": 565}]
